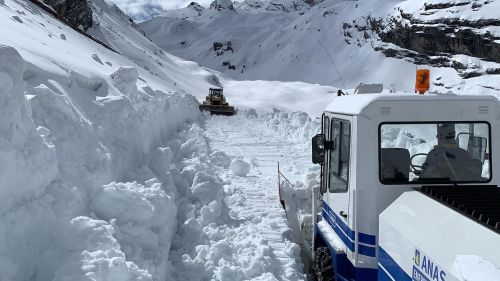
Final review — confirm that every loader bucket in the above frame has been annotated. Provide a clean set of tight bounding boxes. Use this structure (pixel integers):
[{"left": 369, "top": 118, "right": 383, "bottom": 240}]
[{"left": 199, "top": 104, "right": 236, "bottom": 116}]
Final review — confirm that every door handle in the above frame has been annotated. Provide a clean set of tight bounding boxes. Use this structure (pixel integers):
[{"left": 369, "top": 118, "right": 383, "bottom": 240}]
[{"left": 340, "top": 211, "right": 348, "bottom": 219}]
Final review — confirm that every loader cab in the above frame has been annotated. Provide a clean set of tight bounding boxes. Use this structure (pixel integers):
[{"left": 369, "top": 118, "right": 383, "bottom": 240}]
[
  {"left": 310, "top": 94, "right": 500, "bottom": 280},
  {"left": 209, "top": 88, "right": 223, "bottom": 99}
]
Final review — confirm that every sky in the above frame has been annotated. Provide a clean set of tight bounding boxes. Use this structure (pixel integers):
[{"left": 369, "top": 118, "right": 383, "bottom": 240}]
[{"left": 110, "top": 0, "right": 214, "bottom": 22}]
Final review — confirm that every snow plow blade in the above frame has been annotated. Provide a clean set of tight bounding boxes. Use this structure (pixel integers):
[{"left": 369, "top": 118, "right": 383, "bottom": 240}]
[{"left": 199, "top": 104, "right": 236, "bottom": 116}]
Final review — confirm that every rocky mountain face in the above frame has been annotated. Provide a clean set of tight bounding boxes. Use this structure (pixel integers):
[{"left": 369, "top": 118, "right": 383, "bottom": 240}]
[
  {"left": 354, "top": 0, "right": 500, "bottom": 78},
  {"left": 235, "top": 0, "right": 322, "bottom": 12},
  {"left": 210, "top": 0, "right": 235, "bottom": 11},
  {"left": 44, "top": 0, "right": 93, "bottom": 30}
]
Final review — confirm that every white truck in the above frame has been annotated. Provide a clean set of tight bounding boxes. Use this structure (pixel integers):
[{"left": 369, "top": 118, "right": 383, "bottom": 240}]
[{"left": 309, "top": 93, "right": 500, "bottom": 280}]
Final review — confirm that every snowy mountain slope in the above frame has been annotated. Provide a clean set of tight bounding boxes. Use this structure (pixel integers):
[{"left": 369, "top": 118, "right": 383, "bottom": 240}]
[{"left": 140, "top": 0, "right": 500, "bottom": 96}]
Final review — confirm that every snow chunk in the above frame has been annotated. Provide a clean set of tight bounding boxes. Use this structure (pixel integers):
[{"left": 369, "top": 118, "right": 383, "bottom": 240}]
[
  {"left": 243, "top": 108, "right": 258, "bottom": 118},
  {"left": 149, "top": 146, "right": 173, "bottom": 177},
  {"left": 230, "top": 158, "right": 251, "bottom": 176},
  {"left": 191, "top": 171, "right": 223, "bottom": 205},
  {"left": 210, "top": 150, "right": 231, "bottom": 168},
  {"left": 90, "top": 180, "right": 177, "bottom": 279},
  {"left": 52, "top": 217, "right": 152, "bottom": 281},
  {"left": 111, "top": 66, "right": 139, "bottom": 97},
  {"left": 455, "top": 255, "right": 500, "bottom": 281}
]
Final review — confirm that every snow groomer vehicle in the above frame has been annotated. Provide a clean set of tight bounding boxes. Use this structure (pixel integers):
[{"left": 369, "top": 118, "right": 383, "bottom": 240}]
[{"left": 310, "top": 92, "right": 500, "bottom": 280}]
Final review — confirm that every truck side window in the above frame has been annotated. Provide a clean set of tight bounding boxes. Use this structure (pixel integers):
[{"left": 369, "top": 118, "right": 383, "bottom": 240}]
[
  {"left": 329, "top": 119, "right": 350, "bottom": 192},
  {"left": 322, "top": 116, "right": 330, "bottom": 193}
]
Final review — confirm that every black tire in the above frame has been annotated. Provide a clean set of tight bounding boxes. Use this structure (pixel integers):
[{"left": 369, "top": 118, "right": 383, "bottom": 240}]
[{"left": 310, "top": 246, "right": 334, "bottom": 281}]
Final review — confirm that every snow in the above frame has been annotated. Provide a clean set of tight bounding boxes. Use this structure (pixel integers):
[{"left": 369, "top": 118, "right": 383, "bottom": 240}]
[
  {"left": 141, "top": 0, "right": 500, "bottom": 99},
  {"left": 455, "top": 255, "right": 500, "bottom": 281},
  {"left": 2, "top": 0, "right": 499, "bottom": 280},
  {"left": 198, "top": 112, "right": 315, "bottom": 280},
  {"left": 221, "top": 79, "right": 336, "bottom": 116},
  {"left": 0, "top": 0, "right": 218, "bottom": 279},
  {"left": 0, "top": 45, "right": 58, "bottom": 214},
  {"left": 230, "top": 158, "right": 252, "bottom": 176}
]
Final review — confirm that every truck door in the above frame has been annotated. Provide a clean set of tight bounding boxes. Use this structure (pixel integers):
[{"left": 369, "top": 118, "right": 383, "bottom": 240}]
[{"left": 323, "top": 117, "right": 353, "bottom": 254}]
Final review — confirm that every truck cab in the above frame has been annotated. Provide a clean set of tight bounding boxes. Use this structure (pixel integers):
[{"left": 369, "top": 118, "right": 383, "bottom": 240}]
[{"left": 310, "top": 94, "right": 500, "bottom": 280}]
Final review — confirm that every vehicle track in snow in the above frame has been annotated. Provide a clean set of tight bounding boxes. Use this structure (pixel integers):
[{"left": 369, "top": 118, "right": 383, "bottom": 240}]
[{"left": 205, "top": 113, "right": 311, "bottom": 281}]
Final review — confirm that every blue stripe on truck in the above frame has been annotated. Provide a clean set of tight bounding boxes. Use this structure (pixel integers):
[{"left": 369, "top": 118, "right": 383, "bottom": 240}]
[
  {"left": 322, "top": 202, "right": 377, "bottom": 257},
  {"left": 358, "top": 232, "right": 377, "bottom": 245},
  {"left": 378, "top": 246, "right": 411, "bottom": 281}
]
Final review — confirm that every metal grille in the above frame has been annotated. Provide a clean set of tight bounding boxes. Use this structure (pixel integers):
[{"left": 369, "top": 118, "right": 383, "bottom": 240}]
[
  {"left": 380, "top": 107, "right": 391, "bottom": 115},
  {"left": 421, "top": 185, "right": 500, "bottom": 234},
  {"left": 478, "top": 106, "right": 489, "bottom": 115}
]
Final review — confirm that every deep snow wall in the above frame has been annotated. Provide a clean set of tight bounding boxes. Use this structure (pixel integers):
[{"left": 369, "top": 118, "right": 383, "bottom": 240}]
[
  {"left": 0, "top": 0, "right": 223, "bottom": 279},
  {"left": 0, "top": 43, "right": 201, "bottom": 280}
]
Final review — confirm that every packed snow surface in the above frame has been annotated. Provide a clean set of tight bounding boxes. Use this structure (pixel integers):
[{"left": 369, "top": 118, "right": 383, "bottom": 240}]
[{"left": 195, "top": 110, "right": 320, "bottom": 280}]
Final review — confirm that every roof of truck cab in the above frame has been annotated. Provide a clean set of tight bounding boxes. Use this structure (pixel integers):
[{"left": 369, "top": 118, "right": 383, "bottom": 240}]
[{"left": 324, "top": 93, "right": 500, "bottom": 116}]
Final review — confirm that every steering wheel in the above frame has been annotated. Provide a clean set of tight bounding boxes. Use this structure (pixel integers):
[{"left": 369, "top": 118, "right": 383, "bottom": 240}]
[{"left": 410, "top": 153, "right": 428, "bottom": 175}]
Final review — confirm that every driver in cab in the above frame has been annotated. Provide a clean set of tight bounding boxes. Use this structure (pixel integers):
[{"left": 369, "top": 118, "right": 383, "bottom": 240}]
[{"left": 420, "top": 124, "right": 482, "bottom": 181}]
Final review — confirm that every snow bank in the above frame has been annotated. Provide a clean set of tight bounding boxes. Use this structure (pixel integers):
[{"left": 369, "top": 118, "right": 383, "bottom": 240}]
[
  {"left": 0, "top": 46, "right": 58, "bottom": 214},
  {"left": 0, "top": 43, "right": 202, "bottom": 280}
]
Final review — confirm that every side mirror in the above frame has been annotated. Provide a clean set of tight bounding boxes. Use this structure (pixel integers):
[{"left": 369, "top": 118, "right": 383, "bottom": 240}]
[{"left": 312, "top": 134, "right": 326, "bottom": 164}]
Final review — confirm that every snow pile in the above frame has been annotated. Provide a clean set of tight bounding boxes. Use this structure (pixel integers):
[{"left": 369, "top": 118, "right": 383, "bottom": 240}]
[
  {"left": 52, "top": 217, "right": 152, "bottom": 281},
  {"left": 281, "top": 170, "right": 320, "bottom": 252},
  {"left": 230, "top": 158, "right": 251, "bottom": 176},
  {"left": 90, "top": 180, "right": 176, "bottom": 278},
  {"left": 455, "top": 255, "right": 500, "bottom": 281},
  {"left": 260, "top": 109, "right": 321, "bottom": 146}
]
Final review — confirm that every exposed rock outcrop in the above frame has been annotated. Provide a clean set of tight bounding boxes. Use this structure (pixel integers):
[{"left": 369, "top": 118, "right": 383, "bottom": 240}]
[
  {"left": 44, "top": 0, "right": 93, "bottom": 31},
  {"left": 345, "top": 1, "right": 500, "bottom": 78},
  {"left": 188, "top": 2, "right": 206, "bottom": 13},
  {"left": 377, "top": 13, "right": 500, "bottom": 64},
  {"left": 210, "top": 0, "right": 235, "bottom": 11}
]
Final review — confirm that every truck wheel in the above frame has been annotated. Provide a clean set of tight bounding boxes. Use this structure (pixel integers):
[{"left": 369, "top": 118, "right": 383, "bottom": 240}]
[{"left": 311, "top": 246, "right": 334, "bottom": 281}]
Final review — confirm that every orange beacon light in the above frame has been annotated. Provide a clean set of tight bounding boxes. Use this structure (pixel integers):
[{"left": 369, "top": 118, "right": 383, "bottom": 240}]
[{"left": 415, "top": 69, "right": 430, "bottom": 95}]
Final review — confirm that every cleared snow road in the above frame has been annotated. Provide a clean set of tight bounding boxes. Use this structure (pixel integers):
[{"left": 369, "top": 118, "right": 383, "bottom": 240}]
[{"left": 204, "top": 113, "right": 311, "bottom": 281}]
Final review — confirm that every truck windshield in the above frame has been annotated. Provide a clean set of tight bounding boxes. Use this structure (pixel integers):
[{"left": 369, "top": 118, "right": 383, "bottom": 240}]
[{"left": 379, "top": 122, "right": 491, "bottom": 184}]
